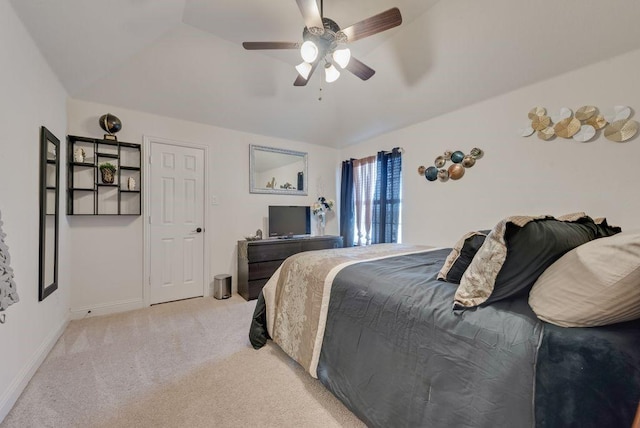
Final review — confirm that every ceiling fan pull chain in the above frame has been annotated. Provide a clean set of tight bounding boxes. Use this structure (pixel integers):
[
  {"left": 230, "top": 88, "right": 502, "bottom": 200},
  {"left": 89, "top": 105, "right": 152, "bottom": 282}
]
[{"left": 318, "top": 86, "right": 323, "bottom": 101}]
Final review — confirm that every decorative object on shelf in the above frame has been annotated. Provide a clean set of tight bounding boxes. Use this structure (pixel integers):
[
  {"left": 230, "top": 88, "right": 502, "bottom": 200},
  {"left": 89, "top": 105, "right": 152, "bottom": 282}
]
[
  {"left": 99, "top": 113, "right": 122, "bottom": 141},
  {"left": 127, "top": 176, "right": 136, "bottom": 190},
  {"left": 520, "top": 105, "right": 638, "bottom": 143},
  {"left": 0, "top": 210, "right": 19, "bottom": 323},
  {"left": 99, "top": 162, "right": 117, "bottom": 184},
  {"left": 73, "top": 147, "right": 86, "bottom": 163},
  {"left": 245, "top": 228, "right": 264, "bottom": 241},
  {"left": 418, "top": 148, "right": 484, "bottom": 184},
  {"left": 312, "top": 196, "right": 334, "bottom": 236}
]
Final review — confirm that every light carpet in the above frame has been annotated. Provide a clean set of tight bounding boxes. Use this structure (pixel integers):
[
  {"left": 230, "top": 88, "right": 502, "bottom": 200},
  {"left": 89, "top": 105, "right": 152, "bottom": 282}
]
[{"left": 1, "top": 296, "right": 364, "bottom": 427}]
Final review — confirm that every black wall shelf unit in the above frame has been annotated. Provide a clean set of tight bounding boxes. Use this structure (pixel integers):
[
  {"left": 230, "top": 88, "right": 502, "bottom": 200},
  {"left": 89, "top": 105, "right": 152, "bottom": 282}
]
[{"left": 67, "top": 135, "right": 142, "bottom": 215}]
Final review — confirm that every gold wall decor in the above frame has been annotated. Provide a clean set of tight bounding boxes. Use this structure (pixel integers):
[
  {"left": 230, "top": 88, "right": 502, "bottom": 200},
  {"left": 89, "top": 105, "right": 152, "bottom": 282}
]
[
  {"left": 520, "top": 105, "right": 638, "bottom": 143},
  {"left": 418, "top": 148, "right": 484, "bottom": 183}
]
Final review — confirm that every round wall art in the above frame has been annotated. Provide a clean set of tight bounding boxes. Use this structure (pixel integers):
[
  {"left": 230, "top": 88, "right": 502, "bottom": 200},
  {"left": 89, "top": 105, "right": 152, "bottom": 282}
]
[{"left": 418, "top": 148, "right": 483, "bottom": 184}]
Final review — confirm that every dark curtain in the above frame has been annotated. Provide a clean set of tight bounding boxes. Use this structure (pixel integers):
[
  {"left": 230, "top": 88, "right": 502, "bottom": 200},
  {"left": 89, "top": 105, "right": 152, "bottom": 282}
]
[
  {"left": 340, "top": 159, "right": 355, "bottom": 247},
  {"left": 372, "top": 148, "right": 402, "bottom": 244}
]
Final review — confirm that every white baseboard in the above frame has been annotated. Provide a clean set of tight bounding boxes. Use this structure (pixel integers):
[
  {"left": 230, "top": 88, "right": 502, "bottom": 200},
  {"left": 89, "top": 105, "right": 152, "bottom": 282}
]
[
  {"left": 69, "top": 298, "right": 146, "bottom": 320},
  {"left": 0, "top": 315, "right": 69, "bottom": 423}
]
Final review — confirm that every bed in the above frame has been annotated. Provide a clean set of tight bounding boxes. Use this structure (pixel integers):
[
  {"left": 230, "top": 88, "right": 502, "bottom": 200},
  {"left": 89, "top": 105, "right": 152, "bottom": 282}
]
[{"left": 249, "top": 213, "right": 640, "bottom": 427}]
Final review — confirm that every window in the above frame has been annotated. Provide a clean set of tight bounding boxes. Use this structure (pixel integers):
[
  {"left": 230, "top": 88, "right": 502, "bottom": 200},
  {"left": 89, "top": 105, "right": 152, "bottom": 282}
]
[{"left": 340, "top": 148, "right": 402, "bottom": 246}]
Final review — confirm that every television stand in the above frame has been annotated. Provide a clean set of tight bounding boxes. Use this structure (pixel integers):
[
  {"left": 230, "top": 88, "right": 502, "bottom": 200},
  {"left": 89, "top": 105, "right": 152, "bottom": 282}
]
[{"left": 237, "top": 235, "right": 344, "bottom": 300}]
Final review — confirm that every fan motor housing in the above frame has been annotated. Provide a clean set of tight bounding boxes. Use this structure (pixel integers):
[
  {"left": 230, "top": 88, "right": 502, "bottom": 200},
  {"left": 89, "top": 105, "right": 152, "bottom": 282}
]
[{"left": 303, "top": 17, "right": 342, "bottom": 52}]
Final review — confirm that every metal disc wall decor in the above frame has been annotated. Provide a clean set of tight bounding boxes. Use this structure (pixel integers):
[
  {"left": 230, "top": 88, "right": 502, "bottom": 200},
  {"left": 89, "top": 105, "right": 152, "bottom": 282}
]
[
  {"left": 554, "top": 117, "right": 581, "bottom": 138},
  {"left": 418, "top": 148, "right": 483, "bottom": 184},
  {"left": 575, "top": 105, "right": 597, "bottom": 121},
  {"left": 551, "top": 107, "right": 573, "bottom": 123},
  {"left": 532, "top": 115, "right": 551, "bottom": 131},
  {"left": 448, "top": 164, "right": 465, "bottom": 180},
  {"left": 424, "top": 166, "right": 439, "bottom": 181},
  {"left": 528, "top": 107, "right": 547, "bottom": 119},
  {"left": 461, "top": 155, "right": 476, "bottom": 168},
  {"left": 537, "top": 127, "right": 555, "bottom": 140},
  {"left": 517, "top": 123, "right": 535, "bottom": 137},
  {"left": 520, "top": 105, "right": 637, "bottom": 143},
  {"left": 603, "top": 105, "right": 632, "bottom": 124},
  {"left": 573, "top": 125, "right": 597, "bottom": 142},
  {"left": 604, "top": 119, "right": 639, "bottom": 142},
  {"left": 470, "top": 148, "right": 484, "bottom": 159},
  {"left": 586, "top": 115, "right": 607, "bottom": 130}
]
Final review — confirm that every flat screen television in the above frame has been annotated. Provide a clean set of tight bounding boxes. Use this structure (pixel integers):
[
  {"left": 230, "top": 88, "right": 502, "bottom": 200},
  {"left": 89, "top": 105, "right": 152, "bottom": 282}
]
[{"left": 268, "top": 205, "right": 310, "bottom": 238}]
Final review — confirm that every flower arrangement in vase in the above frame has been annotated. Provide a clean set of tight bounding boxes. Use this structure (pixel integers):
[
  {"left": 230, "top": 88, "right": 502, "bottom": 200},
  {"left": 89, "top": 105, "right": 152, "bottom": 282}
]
[
  {"left": 99, "top": 162, "right": 117, "bottom": 184},
  {"left": 311, "top": 196, "right": 334, "bottom": 236}
]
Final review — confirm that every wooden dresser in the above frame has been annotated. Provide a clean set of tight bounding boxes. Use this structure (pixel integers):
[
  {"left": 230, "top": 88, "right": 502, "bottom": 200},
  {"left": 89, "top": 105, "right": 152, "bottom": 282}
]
[{"left": 237, "top": 236, "right": 344, "bottom": 300}]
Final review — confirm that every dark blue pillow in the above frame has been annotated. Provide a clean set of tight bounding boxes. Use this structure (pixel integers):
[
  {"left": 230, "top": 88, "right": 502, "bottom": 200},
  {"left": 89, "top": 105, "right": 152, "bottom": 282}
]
[
  {"left": 438, "top": 230, "right": 490, "bottom": 284},
  {"left": 485, "top": 216, "right": 620, "bottom": 305}
]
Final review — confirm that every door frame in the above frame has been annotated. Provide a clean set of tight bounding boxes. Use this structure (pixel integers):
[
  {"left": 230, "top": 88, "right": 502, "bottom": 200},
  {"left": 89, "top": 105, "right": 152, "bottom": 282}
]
[{"left": 143, "top": 135, "right": 210, "bottom": 307}]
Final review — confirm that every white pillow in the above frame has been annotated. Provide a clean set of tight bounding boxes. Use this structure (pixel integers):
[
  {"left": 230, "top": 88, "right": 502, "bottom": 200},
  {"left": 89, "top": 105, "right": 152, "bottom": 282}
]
[{"left": 529, "top": 231, "right": 640, "bottom": 327}]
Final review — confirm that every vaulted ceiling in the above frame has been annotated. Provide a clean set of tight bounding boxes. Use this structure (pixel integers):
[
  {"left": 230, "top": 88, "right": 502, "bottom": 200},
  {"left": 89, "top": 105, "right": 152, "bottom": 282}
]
[{"left": 11, "top": 0, "right": 640, "bottom": 148}]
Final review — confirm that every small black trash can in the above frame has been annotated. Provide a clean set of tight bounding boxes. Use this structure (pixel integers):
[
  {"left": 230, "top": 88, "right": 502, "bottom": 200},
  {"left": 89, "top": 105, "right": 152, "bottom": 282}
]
[{"left": 213, "top": 274, "right": 231, "bottom": 299}]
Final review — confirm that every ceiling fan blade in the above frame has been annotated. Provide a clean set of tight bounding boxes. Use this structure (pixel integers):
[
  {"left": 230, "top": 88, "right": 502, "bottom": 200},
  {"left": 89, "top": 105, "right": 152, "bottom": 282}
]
[
  {"left": 345, "top": 57, "right": 375, "bottom": 81},
  {"left": 296, "top": 0, "right": 324, "bottom": 31},
  {"left": 293, "top": 61, "right": 320, "bottom": 86},
  {"left": 339, "top": 7, "right": 402, "bottom": 43},
  {"left": 242, "top": 42, "right": 301, "bottom": 50}
]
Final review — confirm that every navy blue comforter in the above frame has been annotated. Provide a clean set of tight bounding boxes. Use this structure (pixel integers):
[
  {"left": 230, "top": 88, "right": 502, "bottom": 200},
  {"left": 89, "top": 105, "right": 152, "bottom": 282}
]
[{"left": 251, "top": 249, "right": 640, "bottom": 427}]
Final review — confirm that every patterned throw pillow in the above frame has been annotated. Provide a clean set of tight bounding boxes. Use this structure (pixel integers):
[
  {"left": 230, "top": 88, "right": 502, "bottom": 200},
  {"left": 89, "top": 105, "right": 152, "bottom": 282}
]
[
  {"left": 453, "top": 213, "right": 621, "bottom": 309},
  {"left": 438, "top": 230, "right": 490, "bottom": 284}
]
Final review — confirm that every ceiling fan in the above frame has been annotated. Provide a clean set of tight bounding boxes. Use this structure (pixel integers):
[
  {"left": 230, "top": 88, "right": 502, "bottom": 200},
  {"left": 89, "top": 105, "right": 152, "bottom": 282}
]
[{"left": 242, "top": 0, "right": 402, "bottom": 86}]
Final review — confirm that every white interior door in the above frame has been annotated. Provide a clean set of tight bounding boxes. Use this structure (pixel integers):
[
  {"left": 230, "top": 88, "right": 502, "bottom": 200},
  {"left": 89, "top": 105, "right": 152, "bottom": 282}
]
[{"left": 149, "top": 142, "right": 205, "bottom": 304}]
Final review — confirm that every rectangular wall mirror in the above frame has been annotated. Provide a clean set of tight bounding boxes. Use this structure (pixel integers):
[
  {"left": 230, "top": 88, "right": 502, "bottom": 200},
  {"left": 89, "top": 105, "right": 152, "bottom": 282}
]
[
  {"left": 250, "top": 144, "right": 308, "bottom": 195},
  {"left": 39, "top": 126, "right": 59, "bottom": 301}
]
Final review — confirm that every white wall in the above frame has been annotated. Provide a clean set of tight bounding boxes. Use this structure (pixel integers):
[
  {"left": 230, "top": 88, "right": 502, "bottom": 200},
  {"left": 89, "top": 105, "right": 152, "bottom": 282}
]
[
  {"left": 66, "top": 99, "right": 340, "bottom": 315},
  {"left": 341, "top": 48, "right": 640, "bottom": 247},
  {"left": 0, "top": 1, "right": 70, "bottom": 421}
]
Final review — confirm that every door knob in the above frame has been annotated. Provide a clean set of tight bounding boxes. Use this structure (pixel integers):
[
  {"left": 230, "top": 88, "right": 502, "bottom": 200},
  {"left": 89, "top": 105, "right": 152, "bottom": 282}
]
[{"left": 193, "top": 227, "right": 203, "bottom": 233}]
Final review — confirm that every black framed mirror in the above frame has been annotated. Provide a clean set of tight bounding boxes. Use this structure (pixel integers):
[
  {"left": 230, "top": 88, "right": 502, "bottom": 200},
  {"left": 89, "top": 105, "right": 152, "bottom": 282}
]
[
  {"left": 249, "top": 144, "right": 308, "bottom": 195},
  {"left": 39, "top": 126, "right": 59, "bottom": 301}
]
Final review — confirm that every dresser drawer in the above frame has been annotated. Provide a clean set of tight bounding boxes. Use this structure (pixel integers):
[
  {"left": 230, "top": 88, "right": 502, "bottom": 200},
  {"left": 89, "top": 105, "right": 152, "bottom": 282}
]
[
  {"left": 302, "top": 238, "right": 342, "bottom": 251},
  {"left": 248, "top": 260, "right": 284, "bottom": 281},
  {"left": 248, "top": 241, "right": 301, "bottom": 262}
]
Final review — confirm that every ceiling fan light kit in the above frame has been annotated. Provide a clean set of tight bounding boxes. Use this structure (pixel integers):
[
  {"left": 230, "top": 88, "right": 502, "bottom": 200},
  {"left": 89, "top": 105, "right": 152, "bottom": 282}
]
[
  {"left": 332, "top": 48, "right": 351, "bottom": 69},
  {"left": 243, "top": 0, "right": 402, "bottom": 86},
  {"left": 300, "top": 40, "right": 319, "bottom": 63},
  {"left": 295, "top": 62, "right": 313, "bottom": 80},
  {"left": 324, "top": 63, "right": 340, "bottom": 83}
]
